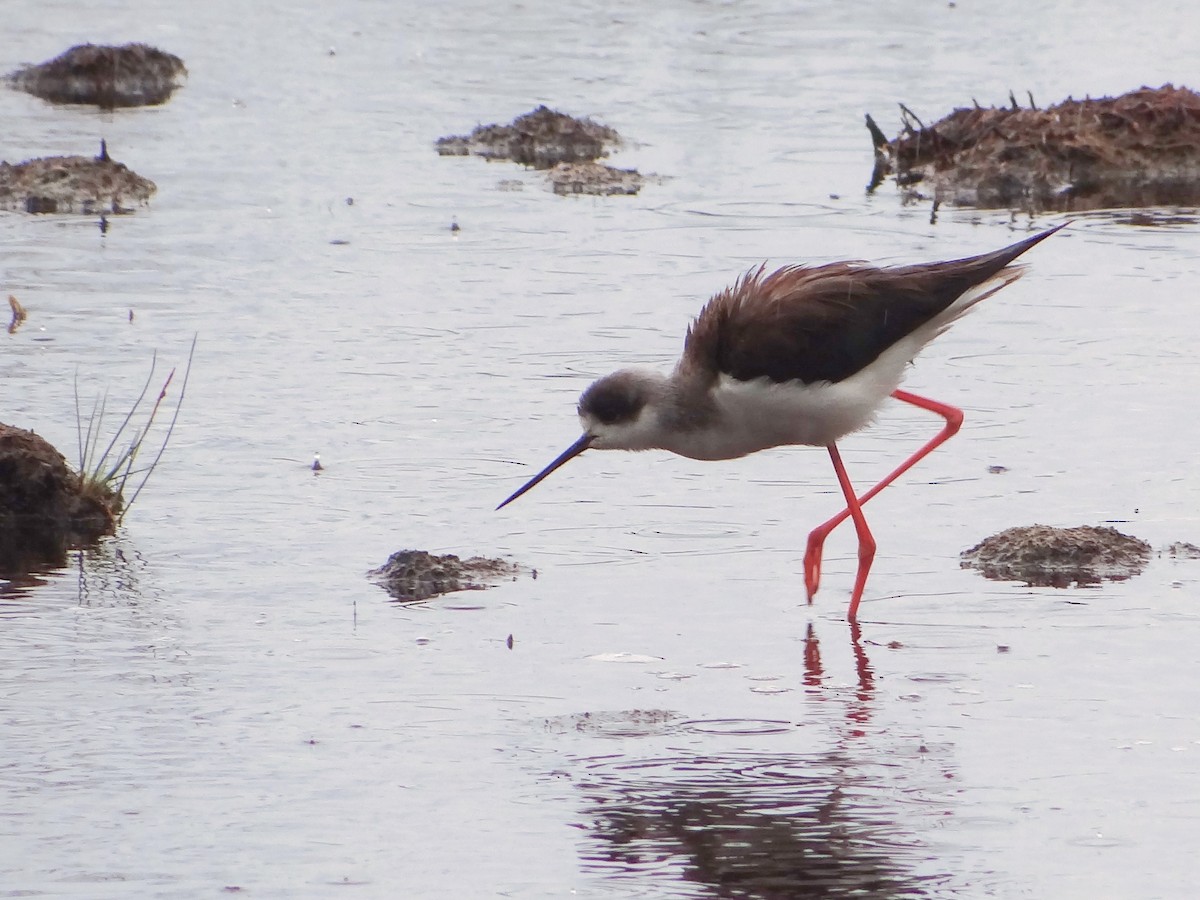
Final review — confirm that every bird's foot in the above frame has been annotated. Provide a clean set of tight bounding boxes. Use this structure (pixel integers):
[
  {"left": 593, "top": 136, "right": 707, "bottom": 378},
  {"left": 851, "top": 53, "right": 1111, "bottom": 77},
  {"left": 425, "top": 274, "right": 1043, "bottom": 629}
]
[{"left": 803, "top": 535, "right": 825, "bottom": 603}]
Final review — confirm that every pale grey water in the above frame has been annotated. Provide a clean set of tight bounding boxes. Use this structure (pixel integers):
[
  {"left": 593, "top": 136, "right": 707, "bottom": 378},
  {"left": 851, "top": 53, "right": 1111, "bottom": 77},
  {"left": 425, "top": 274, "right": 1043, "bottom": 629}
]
[{"left": 3, "top": 1, "right": 1200, "bottom": 897}]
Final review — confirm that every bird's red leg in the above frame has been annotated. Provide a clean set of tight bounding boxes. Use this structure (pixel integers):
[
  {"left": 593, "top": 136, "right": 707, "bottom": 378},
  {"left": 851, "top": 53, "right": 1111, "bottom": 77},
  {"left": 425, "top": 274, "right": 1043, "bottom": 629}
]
[
  {"left": 824, "top": 443, "right": 876, "bottom": 621},
  {"left": 803, "top": 390, "right": 964, "bottom": 612}
]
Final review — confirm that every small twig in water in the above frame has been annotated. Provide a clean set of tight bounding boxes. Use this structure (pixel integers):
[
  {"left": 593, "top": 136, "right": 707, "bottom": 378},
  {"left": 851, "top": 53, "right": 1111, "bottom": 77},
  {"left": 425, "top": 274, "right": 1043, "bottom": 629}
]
[{"left": 7, "top": 295, "right": 27, "bottom": 334}]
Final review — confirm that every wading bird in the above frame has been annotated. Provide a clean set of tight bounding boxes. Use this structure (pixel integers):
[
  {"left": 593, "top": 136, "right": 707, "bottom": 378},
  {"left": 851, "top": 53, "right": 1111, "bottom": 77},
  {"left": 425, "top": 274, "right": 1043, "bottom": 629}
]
[{"left": 498, "top": 225, "right": 1065, "bottom": 620}]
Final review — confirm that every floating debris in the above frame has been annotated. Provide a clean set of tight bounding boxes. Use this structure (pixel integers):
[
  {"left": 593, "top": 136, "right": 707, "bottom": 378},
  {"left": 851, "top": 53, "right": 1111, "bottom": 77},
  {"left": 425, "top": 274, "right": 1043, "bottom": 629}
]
[
  {"left": 437, "top": 105, "right": 652, "bottom": 196},
  {"left": 7, "top": 295, "right": 27, "bottom": 335},
  {"left": 1167, "top": 541, "right": 1200, "bottom": 559},
  {"left": 0, "top": 141, "right": 155, "bottom": 214},
  {"left": 961, "top": 525, "right": 1152, "bottom": 587},
  {"left": 868, "top": 84, "right": 1200, "bottom": 211},
  {"left": 547, "top": 161, "right": 646, "bottom": 196},
  {"left": 7, "top": 43, "right": 187, "bottom": 108},
  {"left": 368, "top": 549, "right": 520, "bottom": 603},
  {"left": 436, "top": 105, "right": 621, "bottom": 168}
]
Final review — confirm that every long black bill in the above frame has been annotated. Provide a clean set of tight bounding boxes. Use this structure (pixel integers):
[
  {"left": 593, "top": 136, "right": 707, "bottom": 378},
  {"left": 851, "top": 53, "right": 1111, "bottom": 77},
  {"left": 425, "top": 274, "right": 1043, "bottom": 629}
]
[{"left": 496, "top": 433, "right": 593, "bottom": 510}]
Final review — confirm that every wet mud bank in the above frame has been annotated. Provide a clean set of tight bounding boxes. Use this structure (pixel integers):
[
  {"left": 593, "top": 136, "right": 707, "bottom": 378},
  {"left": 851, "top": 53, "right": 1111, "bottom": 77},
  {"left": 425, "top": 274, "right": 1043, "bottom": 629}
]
[
  {"left": 7, "top": 43, "right": 187, "bottom": 108},
  {"left": 0, "top": 141, "right": 156, "bottom": 214},
  {"left": 867, "top": 84, "right": 1200, "bottom": 211},
  {"left": 961, "top": 524, "right": 1152, "bottom": 587},
  {"left": 0, "top": 423, "right": 118, "bottom": 576},
  {"left": 369, "top": 549, "right": 522, "bottom": 602},
  {"left": 437, "top": 105, "right": 651, "bottom": 196}
]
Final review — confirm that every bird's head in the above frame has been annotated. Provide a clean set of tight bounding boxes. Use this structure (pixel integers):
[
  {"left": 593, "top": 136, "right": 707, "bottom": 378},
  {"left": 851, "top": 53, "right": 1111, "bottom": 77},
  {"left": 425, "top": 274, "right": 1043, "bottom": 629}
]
[{"left": 496, "top": 369, "right": 667, "bottom": 509}]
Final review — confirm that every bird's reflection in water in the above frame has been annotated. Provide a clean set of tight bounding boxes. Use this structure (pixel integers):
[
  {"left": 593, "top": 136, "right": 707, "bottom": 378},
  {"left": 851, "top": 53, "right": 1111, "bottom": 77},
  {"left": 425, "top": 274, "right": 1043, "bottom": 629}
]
[
  {"left": 571, "top": 623, "right": 961, "bottom": 898},
  {"left": 804, "top": 621, "right": 875, "bottom": 735}
]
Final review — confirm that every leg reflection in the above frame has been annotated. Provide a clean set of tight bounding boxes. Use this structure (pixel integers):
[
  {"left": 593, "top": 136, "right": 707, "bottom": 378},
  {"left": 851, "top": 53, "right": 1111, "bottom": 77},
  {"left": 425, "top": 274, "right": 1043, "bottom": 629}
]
[{"left": 803, "top": 620, "right": 876, "bottom": 735}]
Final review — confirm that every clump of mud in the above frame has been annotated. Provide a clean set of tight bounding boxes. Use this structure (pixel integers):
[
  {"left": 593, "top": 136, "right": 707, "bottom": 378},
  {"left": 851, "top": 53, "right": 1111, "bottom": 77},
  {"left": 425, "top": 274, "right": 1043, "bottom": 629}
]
[
  {"left": 437, "top": 105, "right": 620, "bottom": 167},
  {"left": 547, "top": 161, "right": 646, "bottom": 196},
  {"left": 437, "top": 105, "right": 652, "bottom": 196},
  {"left": 0, "top": 142, "right": 156, "bottom": 214},
  {"left": 0, "top": 423, "right": 119, "bottom": 576},
  {"left": 368, "top": 550, "right": 520, "bottom": 603},
  {"left": 961, "top": 524, "right": 1152, "bottom": 587},
  {"left": 7, "top": 43, "right": 187, "bottom": 108},
  {"left": 868, "top": 84, "right": 1200, "bottom": 211}
]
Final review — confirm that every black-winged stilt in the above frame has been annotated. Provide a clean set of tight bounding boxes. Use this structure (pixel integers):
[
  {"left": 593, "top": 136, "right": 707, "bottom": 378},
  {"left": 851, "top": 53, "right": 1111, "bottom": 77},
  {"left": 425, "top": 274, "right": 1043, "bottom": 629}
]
[{"left": 498, "top": 224, "right": 1065, "bottom": 620}]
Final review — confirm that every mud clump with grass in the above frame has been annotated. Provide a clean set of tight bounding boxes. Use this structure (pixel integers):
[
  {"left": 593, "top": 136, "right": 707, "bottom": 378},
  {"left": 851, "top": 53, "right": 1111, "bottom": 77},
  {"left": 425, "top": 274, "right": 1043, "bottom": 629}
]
[
  {"left": 0, "top": 141, "right": 156, "bottom": 214},
  {"left": 437, "top": 105, "right": 652, "bottom": 196},
  {"left": 7, "top": 43, "right": 187, "bottom": 108},
  {"left": 961, "top": 525, "right": 1152, "bottom": 588},
  {"left": 868, "top": 84, "right": 1200, "bottom": 211},
  {"left": 0, "top": 423, "right": 118, "bottom": 576},
  {"left": 369, "top": 550, "right": 520, "bottom": 603}
]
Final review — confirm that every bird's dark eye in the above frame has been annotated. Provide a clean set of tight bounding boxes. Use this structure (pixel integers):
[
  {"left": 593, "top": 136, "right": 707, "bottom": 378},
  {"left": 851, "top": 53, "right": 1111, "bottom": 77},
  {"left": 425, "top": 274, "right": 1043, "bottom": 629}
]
[{"left": 579, "top": 373, "right": 645, "bottom": 425}]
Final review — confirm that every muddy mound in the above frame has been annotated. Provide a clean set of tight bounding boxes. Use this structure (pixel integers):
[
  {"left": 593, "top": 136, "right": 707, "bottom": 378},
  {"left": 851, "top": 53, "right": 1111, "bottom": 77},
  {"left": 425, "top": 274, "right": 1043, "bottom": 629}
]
[
  {"left": 437, "top": 105, "right": 651, "bottom": 196},
  {"left": 0, "top": 142, "right": 155, "bottom": 214},
  {"left": 547, "top": 161, "right": 645, "bottom": 196},
  {"left": 1167, "top": 541, "right": 1200, "bottom": 559},
  {"left": 437, "top": 105, "right": 621, "bottom": 168},
  {"left": 0, "top": 423, "right": 118, "bottom": 576},
  {"left": 7, "top": 43, "right": 187, "bottom": 108},
  {"left": 868, "top": 84, "right": 1200, "bottom": 211},
  {"left": 960, "top": 525, "right": 1151, "bottom": 587},
  {"left": 369, "top": 550, "right": 520, "bottom": 602}
]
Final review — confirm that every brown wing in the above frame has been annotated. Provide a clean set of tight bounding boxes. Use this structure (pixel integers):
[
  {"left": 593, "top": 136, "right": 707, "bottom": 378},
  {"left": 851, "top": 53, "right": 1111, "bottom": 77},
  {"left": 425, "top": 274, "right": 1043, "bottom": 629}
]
[{"left": 682, "top": 225, "right": 1064, "bottom": 385}]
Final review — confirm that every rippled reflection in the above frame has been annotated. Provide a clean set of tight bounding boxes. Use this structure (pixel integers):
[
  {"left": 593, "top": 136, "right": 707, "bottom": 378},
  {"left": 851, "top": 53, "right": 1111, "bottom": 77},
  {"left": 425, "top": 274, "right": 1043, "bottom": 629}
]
[
  {"left": 576, "top": 751, "right": 953, "bottom": 897},
  {"left": 0, "top": 537, "right": 148, "bottom": 612},
  {"left": 66, "top": 538, "right": 150, "bottom": 610},
  {"left": 566, "top": 624, "right": 960, "bottom": 897},
  {"left": 804, "top": 621, "right": 875, "bottom": 735}
]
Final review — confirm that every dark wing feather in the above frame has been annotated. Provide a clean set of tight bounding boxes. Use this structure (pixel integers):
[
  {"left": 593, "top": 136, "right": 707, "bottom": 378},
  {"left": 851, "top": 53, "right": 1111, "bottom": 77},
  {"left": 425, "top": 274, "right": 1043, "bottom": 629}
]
[{"left": 682, "top": 224, "right": 1064, "bottom": 385}]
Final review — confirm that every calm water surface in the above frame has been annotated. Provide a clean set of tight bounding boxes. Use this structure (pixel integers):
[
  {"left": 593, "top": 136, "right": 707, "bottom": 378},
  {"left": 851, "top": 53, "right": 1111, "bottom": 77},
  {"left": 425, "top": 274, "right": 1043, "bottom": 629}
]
[{"left": 3, "top": 1, "right": 1200, "bottom": 897}]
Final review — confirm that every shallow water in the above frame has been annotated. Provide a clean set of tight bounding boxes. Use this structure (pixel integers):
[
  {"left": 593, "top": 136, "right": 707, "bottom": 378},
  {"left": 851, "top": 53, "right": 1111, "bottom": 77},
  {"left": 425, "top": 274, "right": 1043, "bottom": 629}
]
[{"left": 3, "top": 1, "right": 1200, "bottom": 897}]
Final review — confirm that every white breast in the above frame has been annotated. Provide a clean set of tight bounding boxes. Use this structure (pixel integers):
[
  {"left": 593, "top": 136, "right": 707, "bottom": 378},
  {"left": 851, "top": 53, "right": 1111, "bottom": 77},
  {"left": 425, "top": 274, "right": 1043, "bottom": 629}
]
[{"left": 662, "top": 332, "right": 928, "bottom": 461}]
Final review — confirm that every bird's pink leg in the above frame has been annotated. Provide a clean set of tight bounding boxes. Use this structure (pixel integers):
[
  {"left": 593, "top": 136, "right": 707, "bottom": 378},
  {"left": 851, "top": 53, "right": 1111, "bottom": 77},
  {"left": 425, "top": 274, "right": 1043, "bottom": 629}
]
[
  {"left": 803, "top": 390, "right": 964, "bottom": 614},
  {"left": 824, "top": 443, "right": 875, "bottom": 622}
]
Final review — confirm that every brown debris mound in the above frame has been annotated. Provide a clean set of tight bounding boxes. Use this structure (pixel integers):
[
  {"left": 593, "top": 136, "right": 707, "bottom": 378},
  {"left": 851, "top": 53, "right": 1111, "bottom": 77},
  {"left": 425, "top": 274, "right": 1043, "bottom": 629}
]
[
  {"left": 960, "top": 525, "right": 1151, "bottom": 588},
  {"left": 7, "top": 43, "right": 187, "bottom": 108},
  {"left": 0, "top": 423, "right": 119, "bottom": 577},
  {"left": 869, "top": 84, "right": 1200, "bottom": 211},
  {"left": 0, "top": 141, "right": 156, "bottom": 214},
  {"left": 547, "top": 161, "right": 645, "bottom": 196},
  {"left": 368, "top": 550, "right": 520, "bottom": 603},
  {"left": 437, "top": 105, "right": 651, "bottom": 196},
  {"left": 436, "top": 105, "right": 621, "bottom": 168}
]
